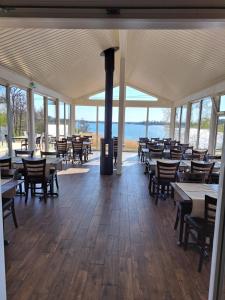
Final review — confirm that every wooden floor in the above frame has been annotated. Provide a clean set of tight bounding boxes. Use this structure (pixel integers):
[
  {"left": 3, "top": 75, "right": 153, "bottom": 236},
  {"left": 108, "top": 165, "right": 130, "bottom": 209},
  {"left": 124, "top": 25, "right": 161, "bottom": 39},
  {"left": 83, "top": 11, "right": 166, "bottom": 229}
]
[{"left": 5, "top": 152, "right": 210, "bottom": 300}]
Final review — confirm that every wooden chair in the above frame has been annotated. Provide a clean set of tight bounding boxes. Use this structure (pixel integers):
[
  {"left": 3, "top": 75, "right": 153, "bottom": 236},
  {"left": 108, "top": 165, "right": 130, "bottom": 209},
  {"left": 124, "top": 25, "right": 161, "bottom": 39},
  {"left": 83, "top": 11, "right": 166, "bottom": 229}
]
[
  {"left": 113, "top": 137, "right": 118, "bottom": 165},
  {"left": 170, "top": 149, "right": 183, "bottom": 160},
  {"left": 2, "top": 194, "right": 18, "bottom": 229},
  {"left": 15, "top": 149, "right": 34, "bottom": 158},
  {"left": 184, "top": 195, "right": 217, "bottom": 272},
  {"left": 152, "top": 161, "right": 180, "bottom": 205},
  {"left": 21, "top": 138, "right": 28, "bottom": 150},
  {"left": 22, "top": 158, "right": 52, "bottom": 203},
  {"left": 41, "top": 151, "right": 59, "bottom": 191},
  {"left": 174, "top": 172, "right": 206, "bottom": 244},
  {"left": 72, "top": 141, "right": 83, "bottom": 163},
  {"left": 191, "top": 149, "right": 208, "bottom": 161},
  {"left": 56, "top": 141, "right": 68, "bottom": 162},
  {"left": 191, "top": 161, "right": 215, "bottom": 183},
  {"left": 0, "top": 157, "right": 11, "bottom": 170}
]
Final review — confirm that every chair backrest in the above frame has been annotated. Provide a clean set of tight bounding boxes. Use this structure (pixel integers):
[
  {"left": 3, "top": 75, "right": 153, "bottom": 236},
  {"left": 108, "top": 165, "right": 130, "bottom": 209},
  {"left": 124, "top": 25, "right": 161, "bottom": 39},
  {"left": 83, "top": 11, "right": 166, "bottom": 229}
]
[
  {"left": 0, "top": 157, "right": 11, "bottom": 170},
  {"left": 72, "top": 141, "right": 83, "bottom": 152},
  {"left": 15, "top": 150, "right": 34, "bottom": 157},
  {"left": 22, "top": 158, "right": 46, "bottom": 180},
  {"left": 192, "top": 149, "right": 208, "bottom": 161},
  {"left": 170, "top": 149, "right": 183, "bottom": 160},
  {"left": 205, "top": 195, "right": 217, "bottom": 226},
  {"left": 157, "top": 161, "right": 180, "bottom": 181},
  {"left": 191, "top": 161, "right": 214, "bottom": 178},
  {"left": 56, "top": 141, "right": 67, "bottom": 154},
  {"left": 36, "top": 136, "right": 41, "bottom": 144},
  {"left": 178, "top": 172, "right": 206, "bottom": 183},
  {"left": 149, "top": 148, "right": 163, "bottom": 159},
  {"left": 41, "top": 151, "right": 57, "bottom": 158}
]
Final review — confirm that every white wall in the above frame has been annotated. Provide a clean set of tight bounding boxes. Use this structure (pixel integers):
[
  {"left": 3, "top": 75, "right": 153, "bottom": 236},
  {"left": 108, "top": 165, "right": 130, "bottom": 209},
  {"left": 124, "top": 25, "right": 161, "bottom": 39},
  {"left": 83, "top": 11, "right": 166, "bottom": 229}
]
[{"left": 0, "top": 179, "right": 7, "bottom": 300}]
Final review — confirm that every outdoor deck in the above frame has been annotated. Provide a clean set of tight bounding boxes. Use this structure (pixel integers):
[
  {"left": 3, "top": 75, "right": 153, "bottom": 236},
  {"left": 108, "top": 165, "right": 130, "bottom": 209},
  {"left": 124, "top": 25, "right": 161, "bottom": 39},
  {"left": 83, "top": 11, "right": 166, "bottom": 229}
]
[{"left": 5, "top": 153, "right": 210, "bottom": 300}]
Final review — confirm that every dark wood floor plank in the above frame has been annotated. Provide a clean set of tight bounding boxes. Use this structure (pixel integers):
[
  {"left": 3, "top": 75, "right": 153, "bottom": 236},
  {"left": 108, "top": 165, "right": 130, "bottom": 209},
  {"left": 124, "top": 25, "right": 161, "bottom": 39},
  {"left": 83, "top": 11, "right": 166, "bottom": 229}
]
[{"left": 5, "top": 152, "right": 210, "bottom": 300}]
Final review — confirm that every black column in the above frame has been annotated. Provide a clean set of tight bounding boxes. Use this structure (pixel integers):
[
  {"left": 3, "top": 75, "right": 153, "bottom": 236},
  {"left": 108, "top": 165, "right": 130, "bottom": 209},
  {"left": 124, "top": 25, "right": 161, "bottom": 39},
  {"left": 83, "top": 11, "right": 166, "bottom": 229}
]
[{"left": 100, "top": 47, "right": 118, "bottom": 175}]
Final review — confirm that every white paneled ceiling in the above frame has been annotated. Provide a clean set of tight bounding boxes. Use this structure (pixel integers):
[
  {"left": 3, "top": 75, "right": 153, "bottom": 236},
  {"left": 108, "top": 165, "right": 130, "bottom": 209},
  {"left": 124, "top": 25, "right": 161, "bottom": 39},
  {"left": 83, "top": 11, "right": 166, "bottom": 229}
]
[{"left": 0, "top": 27, "right": 225, "bottom": 101}]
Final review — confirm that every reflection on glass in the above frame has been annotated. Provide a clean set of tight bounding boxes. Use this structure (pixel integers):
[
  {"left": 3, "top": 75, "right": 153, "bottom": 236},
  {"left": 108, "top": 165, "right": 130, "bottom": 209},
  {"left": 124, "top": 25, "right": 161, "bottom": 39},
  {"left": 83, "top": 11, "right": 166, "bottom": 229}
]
[
  {"left": 0, "top": 85, "right": 7, "bottom": 155},
  {"left": 59, "top": 101, "right": 65, "bottom": 137},
  {"left": 216, "top": 116, "right": 225, "bottom": 154},
  {"left": 180, "top": 105, "right": 187, "bottom": 143},
  {"left": 34, "top": 94, "right": 44, "bottom": 135},
  {"left": 174, "top": 107, "right": 181, "bottom": 141},
  {"left": 189, "top": 102, "right": 200, "bottom": 147},
  {"left": 199, "top": 98, "right": 212, "bottom": 149},
  {"left": 125, "top": 107, "right": 147, "bottom": 150},
  {"left": 220, "top": 95, "right": 225, "bottom": 112},
  {"left": 148, "top": 108, "right": 171, "bottom": 139},
  {"left": 75, "top": 106, "right": 97, "bottom": 149}
]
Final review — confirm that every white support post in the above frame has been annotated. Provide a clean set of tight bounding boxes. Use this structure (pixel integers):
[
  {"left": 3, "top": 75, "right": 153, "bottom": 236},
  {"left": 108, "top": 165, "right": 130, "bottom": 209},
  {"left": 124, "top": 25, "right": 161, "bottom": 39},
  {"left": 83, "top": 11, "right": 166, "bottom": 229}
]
[
  {"left": 27, "top": 88, "right": 35, "bottom": 151},
  {"left": 184, "top": 102, "right": 191, "bottom": 144},
  {"left": 209, "top": 123, "right": 225, "bottom": 299},
  {"left": 170, "top": 107, "right": 176, "bottom": 139},
  {"left": 44, "top": 96, "right": 48, "bottom": 151},
  {"left": 6, "top": 85, "right": 12, "bottom": 157},
  {"left": 55, "top": 98, "right": 60, "bottom": 140},
  {"left": 208, "top": 96, "right": 219, "bottom": 155},
  {"left": 146, "top": 107, "right": 149, "bottom": 138},
  {"left": 117, "top": 30, "right": 127, "bottom": 175}
]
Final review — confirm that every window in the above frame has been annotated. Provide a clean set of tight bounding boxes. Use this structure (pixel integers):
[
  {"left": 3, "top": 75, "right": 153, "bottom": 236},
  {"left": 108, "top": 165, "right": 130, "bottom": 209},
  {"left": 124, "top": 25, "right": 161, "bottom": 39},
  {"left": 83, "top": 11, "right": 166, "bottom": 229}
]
[
  {"left": 59, "top": 101, "right": 65, "bottom": 137},
  {"left": 75, "top": 106, "right": 97, "bottom": 149},
  {"left": 125, "top": 107, "right": 147, "bottom": 150},
  {"left": 89, "top": 86, "right": 157, "bottom": 102},
  {"left": 148, "top": 108, "right": 171, "bottom": 139},
  {"left": 65, "top": 104, "right": 70, "bottom": 137},
  {"left": 199, "top": 98, "right": 212, "bottom": 149},
  {"left": 189, "top": 102, "right": 201, "bottom": 147},
  {"left": 220, "top": 95, "right": 225, "bottom": 112},
  {"left": 216, "top": 116, "right": 225, "bottom": 154},
  {"left": 10, "top": 87, "right": 28, "bottom": 151},
  {"left": 180, "top": 105, "right": 187, "bottom": 143},
  {"left": 0, "top": 85, "right": 7, "bottom": 155},
  {"left": 48, "top": 99, "right": 56, "bottom": 137},
  {"left": 34, "top": 94, "right": 44, "bottom": 136},
  {"left": 174, "top": 107, "right": 181, "bottom": 141}
]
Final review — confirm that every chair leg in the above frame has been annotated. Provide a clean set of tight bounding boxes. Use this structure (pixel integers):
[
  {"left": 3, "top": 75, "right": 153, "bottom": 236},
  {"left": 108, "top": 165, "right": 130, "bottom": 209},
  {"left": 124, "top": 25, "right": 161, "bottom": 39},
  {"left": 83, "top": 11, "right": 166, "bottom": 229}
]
[
  {"left": 25, "top": 183, "right": 29, "bottom": 204},
  {"left": 43, "top": 183, "right": 47, "bottom": 203},
  {"left": 155, "top": 184, "right": 159, "bottom": 205},
  {"left": 184, "top": 223, "right": 189, "bottom": 250},
  {"left": 11, "top": 199, "right": 18, "bottom": 228},
  {"left": 174, "top": 208, "right": 179, "bottom": 230},
  {"left": 55, "top": 174, "right": 59, "bottom": 190}
]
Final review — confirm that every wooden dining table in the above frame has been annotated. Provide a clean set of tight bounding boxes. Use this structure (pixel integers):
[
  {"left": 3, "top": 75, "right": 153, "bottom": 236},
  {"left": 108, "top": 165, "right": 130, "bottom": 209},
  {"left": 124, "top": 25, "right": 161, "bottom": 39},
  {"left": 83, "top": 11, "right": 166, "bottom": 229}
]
[{"left": 171, "top": 182, "right": 219, "bottom": 245}]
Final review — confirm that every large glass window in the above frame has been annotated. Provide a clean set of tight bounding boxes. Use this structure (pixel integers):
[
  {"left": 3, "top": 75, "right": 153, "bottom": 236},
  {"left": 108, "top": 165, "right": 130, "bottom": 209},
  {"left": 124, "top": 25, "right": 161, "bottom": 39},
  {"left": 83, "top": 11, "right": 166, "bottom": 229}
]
[
  {"left": 216, "top": 116, "right": 225, "bottom": 154},
  {"left": 199, "top": 98, "right": 212, "bottom": 149},
  {"left": 34, "top": 94, "right": 44, "bottom": 136},
  {"left": 189, "top": 102, "right": 201, "bottom": 147},
  {"left": 59, "top": 101, "right": 65, "bottom": 137},
  {"left": 48, "top": 99, "right": 56, "bottom": 137},
  {"left": 10, "top": 87, "right": 28, "bottom": 151},
  {"left": 220, "top": 95, "right": 225, "bottom": 112},
  {"left": 180, "top": 105, "right": 187, "bottom": 143},
  {"left": 148, "top": 108, "right": 171, "bottom": 139},
  {"left": 0, "top": 85, "right": 7, "bottom": 155},
  {"left": 75, "top": 106, "right": 97, "bottom": 149},
  {"left": 174, "top": 107, "right": 181, "bottom": 141},
  {"left": 125, "top": 107, "right": 147, "bottom": 151},
  {"left": 65, "top": 104, "right": 70, "bottom": 137}
]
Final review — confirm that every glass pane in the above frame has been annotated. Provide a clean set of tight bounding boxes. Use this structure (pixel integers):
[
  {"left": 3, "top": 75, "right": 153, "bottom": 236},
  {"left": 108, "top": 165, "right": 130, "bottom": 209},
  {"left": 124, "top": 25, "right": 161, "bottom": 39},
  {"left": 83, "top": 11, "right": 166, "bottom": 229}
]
[
  {"left": 148, "top": 108, "right": 171, "bottom": 139},
  {"left": 59, "top": 101, "right": 65, "bottom": 137},
  {"left": 199, "top": 98, "right": 212, "bottom": 149},
  {"left": 220, "top": 95, "right": 225, "bottom": 112},
  {"left": 125, "top": 107, "right": 147, "bottom": 151},
  {"left": 75, "top": 106, "right": 97, "bottom": 149},
  {"left": 65, "top": 104, "right": 70, "bottom": 137},
  {"left": 34, "top": 94, "right": 44, "bottom": 135},
  {"left": 216, "top": 116, "right": 225, "bottom": 154},
  {"left": 189, "top": 102, "right": 200, "bottom": 147},
  {"left": 0, "top": 85, "right": 7, "bottom": 155},
  {"left": 180, "top": 105, "right": 187, "bottom": 143},
  {"left": 174, "top": 107, "right": 181, "bottom": 141},
  {"left": 48, "top": 99, "right": 56, "bottom": 151},
  {"left": 10, "top": 87, "right": 28, "bottom": 151}
]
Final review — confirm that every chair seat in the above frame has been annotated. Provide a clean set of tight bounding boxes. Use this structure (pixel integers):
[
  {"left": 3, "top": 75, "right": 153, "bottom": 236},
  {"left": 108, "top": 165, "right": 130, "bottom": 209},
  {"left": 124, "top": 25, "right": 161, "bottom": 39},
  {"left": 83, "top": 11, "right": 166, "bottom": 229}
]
[{"left": 185, "top": 215, "right": 214, "bottom": 234}]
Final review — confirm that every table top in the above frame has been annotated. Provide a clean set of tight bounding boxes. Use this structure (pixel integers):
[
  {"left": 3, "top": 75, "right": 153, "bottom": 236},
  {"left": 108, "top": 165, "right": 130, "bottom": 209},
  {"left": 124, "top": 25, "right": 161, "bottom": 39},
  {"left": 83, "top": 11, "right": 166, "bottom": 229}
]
[
  {"left": 11, "top": 157, "right": 63, "bottom": 165},
  {"left": 1, "top": 178, "right": 22, "bottom": 194}
]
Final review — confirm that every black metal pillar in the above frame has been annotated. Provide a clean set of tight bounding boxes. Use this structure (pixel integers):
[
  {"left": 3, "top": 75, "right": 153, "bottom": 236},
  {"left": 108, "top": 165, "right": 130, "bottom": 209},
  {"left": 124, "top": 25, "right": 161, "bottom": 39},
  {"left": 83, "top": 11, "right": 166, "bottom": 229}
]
[{"left": 100, "top": 47, "right": 118, "bottom": 175}]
